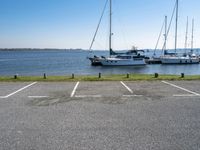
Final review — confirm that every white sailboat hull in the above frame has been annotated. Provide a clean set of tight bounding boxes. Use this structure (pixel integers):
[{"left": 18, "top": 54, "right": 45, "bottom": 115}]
[
  {"left": 100, "top": 58, "right": 146, "bottom": 66},
  {"left": 161, "top": 56, "right": 199, "bottom": 64}
]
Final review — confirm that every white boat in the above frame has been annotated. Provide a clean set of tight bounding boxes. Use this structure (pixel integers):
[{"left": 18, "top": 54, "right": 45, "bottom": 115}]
[
  {"left": 161, "top": 0, "right": 199, "bottom": 64},
  {"left": 161, "top": 55, "right": 199, "bottom": 64},
  {"left": 100, "top": 58, "right": 145, "bottom": 66},
  {"left": 161, "top": 53, "right": 199, "bottom": 64},
  {"left": 93, "top": 50, "right": 146, "bottom": 66},
  {"left": 88, "top": 0, "right": 146, "bottom": 66},
  {"left": 89, "top": 50, "right": 146, "bottom": 66}
]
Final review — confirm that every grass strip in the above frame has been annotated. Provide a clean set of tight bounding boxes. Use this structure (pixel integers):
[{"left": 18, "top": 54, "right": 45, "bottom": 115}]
[{"left": 0, "top": 74, "right": 200, "bottom": 82}]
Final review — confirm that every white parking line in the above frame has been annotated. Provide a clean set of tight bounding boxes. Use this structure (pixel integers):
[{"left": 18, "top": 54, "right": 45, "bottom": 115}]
[
  {"left": 162, "top": 81, "right": 200, "bottom": 96},
  {"left": 70, "top": 82, "right": 80, "bottom": 97},
  {"left": 123, "top": 95, "right": 143, "bottom": 97},
  {"left": 75, "top": 95, "right": 102, "bottom": 98},
  {"left": 28, "top": 96, "right": 49, "bottom": 98},
  {"left": 120, "top": 81, "right": 133, "bottom": 94},
  {"left": 173, "top": 94, "right": 199, "bottom": 97},
  {"left": 0, "top": 82, "right": 37, "bottom": 99},
  {"left": 0, "top": 96, "right": 7, "bottom": 99}
]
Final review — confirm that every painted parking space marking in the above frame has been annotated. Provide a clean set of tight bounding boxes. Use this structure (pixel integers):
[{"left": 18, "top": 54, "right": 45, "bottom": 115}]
[
  {"left": 0, "top": 82, "right": 37, "bottom": 99},
  {"left": 173, "top": 94, "right": 200, "bottom": 97},
  {"left": 0, "top": 96, "right": 7, "bottom": 99},
  {"left": 75, "top": 95, "right": 102, "bottom": 98},
  {"left": 120, "top": 81, "right": 143, "bottom": 97},
  {"left": 28, "top": 96, "right": 49, "bottom": 98},
  {"left": 123, "top": 95, "right": 143, "bottom": 97},
  {"left": 162, "top": 81, "right": 200, "bottom": 96},
  {"left": 120, "top": 81, "right": 133, "bottom": 94},
  {"left": 70, "top": 82, "right": 80, "bottom": 97}
]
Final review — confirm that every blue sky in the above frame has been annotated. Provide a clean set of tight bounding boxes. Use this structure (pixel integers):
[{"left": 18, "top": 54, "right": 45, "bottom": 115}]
[{"left": 0, "top": 0, "right": 200, "bottom": 50}]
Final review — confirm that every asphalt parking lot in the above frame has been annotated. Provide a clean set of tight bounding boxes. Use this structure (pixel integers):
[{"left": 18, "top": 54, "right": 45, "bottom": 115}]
[{"left": 0, "top": 81, "right": 200, "bottom": 150}]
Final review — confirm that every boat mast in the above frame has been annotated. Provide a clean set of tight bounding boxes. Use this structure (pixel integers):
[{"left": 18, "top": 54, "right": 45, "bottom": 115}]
[
  {"left": 191, "top": 18, "right": 194, "bottom": 52},
  {"left": 184, "top": 16, "right": 188, "bottom": 53},
  {"left": 109, "top": 0, "right": 112, "bottom": 57},
  {"left": 175, "top": 0, "right": 178, "bottom": 53},
  {"left": 164, "top": 16, "right": 167, "bottom": 51}
]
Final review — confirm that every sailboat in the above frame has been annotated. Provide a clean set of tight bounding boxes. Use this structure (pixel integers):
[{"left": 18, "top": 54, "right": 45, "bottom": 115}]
[
  {"left": 147, "top": 16, "right": 168, "bottom": 64},
  {"left": 161, "top": 0, "right": 199, "bottom": 64},
  {"left": 88, "top": 0, "right": 146, "bottom": 66}
]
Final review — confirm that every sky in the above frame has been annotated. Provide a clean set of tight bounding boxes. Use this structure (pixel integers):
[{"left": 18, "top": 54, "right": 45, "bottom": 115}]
[{"left": 0, "top": 0, "right": 200, "bottom": 50}]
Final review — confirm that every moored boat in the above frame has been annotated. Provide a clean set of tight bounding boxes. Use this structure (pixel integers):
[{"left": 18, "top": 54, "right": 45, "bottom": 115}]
[
  {"left": 88, "top": 0, "right": 146, "bottom": 66},
  {"left": 161, "top": 0, "right": 199, "bottom": 64}
]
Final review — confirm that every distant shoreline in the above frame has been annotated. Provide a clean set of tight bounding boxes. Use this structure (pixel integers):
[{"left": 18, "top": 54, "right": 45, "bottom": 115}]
[
  {"left": 0, "top": 48, "right": 85, "bottom": 51},
  {"left": 0, "top": 48, "right": 200, "bottom": 51}
]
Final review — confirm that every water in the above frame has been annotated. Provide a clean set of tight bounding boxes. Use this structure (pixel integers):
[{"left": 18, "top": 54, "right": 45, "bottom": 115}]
[{"left": 0, "top": 49, "right": 200, "bottom": 76}]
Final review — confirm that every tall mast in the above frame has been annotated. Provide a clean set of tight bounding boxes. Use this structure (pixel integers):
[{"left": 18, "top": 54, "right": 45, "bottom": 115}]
[
  {"left": 184, "top": 16, "right": 188, "bottom": 52},
  {"left": 109, "top": 0, "right": 112, "bottom": 57},
  {"left": 164, "top": 16, "right": 167, "bottom": 51},
  {"left": 175, "top": 0, "right": 178, "bottom": 53},
  {"left": 191, "top": 18, "right": 194, "bottom": 51}
]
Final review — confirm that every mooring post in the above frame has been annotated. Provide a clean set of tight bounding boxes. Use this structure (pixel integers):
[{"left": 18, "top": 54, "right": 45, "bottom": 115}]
[
  {"left": 181, "top": 73, "right": 184, "bottom": 78},
  {"left": 127, "top": 73, "right": 129, "bottom": 78},
  {"left": 99, "top": 73, "right": 101, "bottom": 78},
  {"left": 14, "top": 74, "right": 18, "bottom": 79},
  {"left": 155, "top": 73, "right": 159, "bottom": 78},
  {"left": 43, "top": 73, "right": 47, "bottom": 79}
]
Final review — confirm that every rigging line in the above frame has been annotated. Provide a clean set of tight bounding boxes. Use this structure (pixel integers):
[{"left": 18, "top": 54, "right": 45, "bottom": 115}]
[
  {"left": 89, "top": 0, "right": 109, "bottom": 51},
  {"left": 154, "top": 18, "right": 165, "bottom": 55},
  {"left": 161, "top": 1, "right": 176, "bottom": 51}
]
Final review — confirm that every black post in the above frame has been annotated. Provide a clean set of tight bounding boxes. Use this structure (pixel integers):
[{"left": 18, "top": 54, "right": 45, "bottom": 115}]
[
  {"left": 155, "top": 73, "right": 159, "bottom": 78},
  {"left": 14, "top": 74, "right": 18, "bottom": 79},
  {"left": 99, "top": 73, "right": 101, "bottom": 78},
  {"left": 127, "top": 73, "right": 129, "bottom": 78},
  {"left": 181, "top": 73, "right": 184, "bottom": 78},
  {"left": 43, "top": 73, "right": 46, "bottom": 79},
  {"left": 72, "top": 73, "right": 74, "bottom": 79}
]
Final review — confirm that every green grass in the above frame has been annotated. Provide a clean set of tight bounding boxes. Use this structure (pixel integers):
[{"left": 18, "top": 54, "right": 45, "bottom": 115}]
[{"left": 1, "top": 74, "right": 200, "bottom": 82}]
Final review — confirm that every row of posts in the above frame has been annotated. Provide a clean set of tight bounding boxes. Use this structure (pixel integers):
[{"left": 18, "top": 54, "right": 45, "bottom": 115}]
[{"left": 13, "top": 73, "right": 185, "bottom": 79}]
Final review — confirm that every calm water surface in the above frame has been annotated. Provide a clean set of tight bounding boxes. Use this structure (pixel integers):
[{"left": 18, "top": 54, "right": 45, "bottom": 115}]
[{"left": 0, "top": 49, "right": 200, "bottom": 76}]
